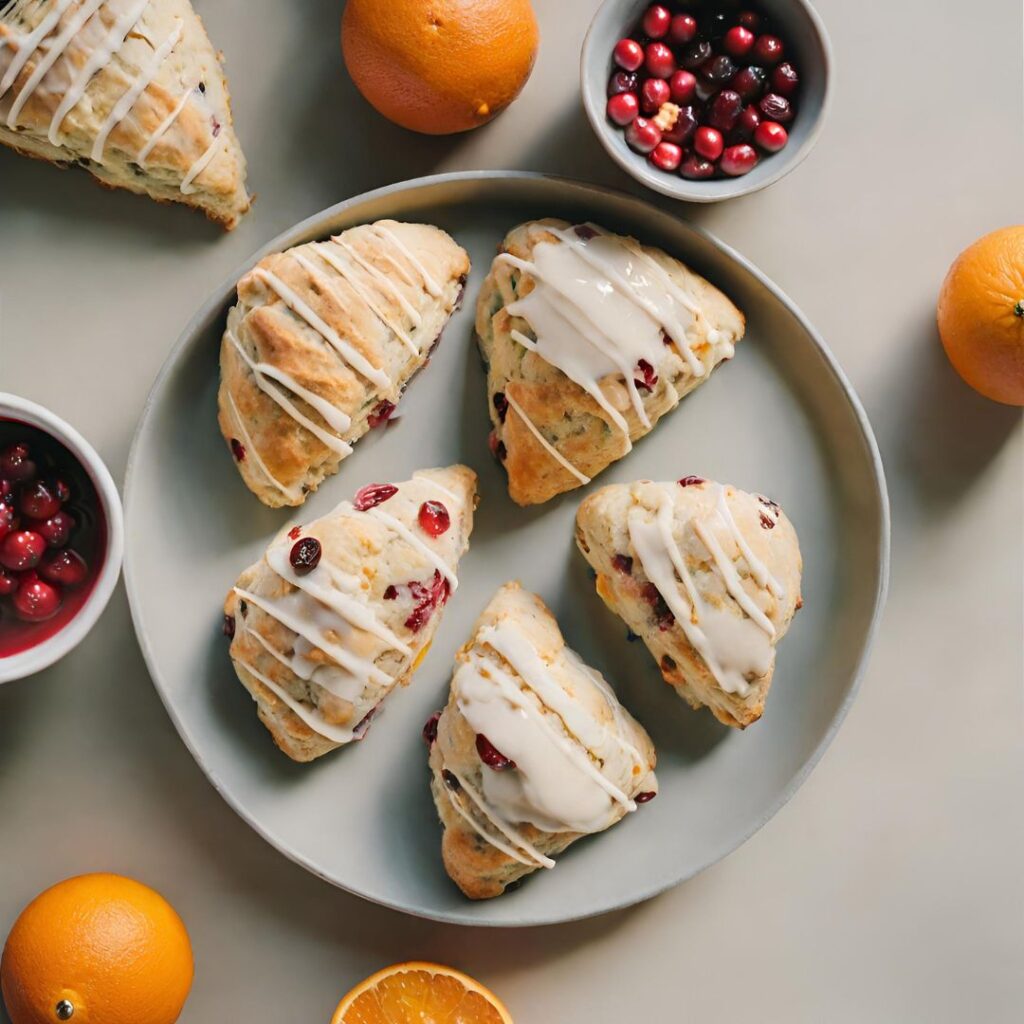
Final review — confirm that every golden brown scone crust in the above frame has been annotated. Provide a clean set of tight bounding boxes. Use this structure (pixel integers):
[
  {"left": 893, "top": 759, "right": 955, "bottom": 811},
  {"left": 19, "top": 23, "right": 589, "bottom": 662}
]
[
  {"left": 218, "top": 220, "right": 470, "bottom": 507},
  {"left": 224, "top": 466, "right": 477, "bottom": 762},
  {"left": 428, "top": 582, "right": 657, "bottom": 899},
  {"left": 576, "top": 479, "right": 803, "bottom": 728},
  {"left": 0, "top": 0, "right": 250, "bottom": 227},
  {"left": 475, "top": 219, "right": 745, "bottom": 505}
]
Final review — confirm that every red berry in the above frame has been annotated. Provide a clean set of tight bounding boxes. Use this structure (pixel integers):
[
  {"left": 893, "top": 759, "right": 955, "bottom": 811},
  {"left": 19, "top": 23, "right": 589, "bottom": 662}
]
[
  {"left": 680, "top": 154, "right": 717, "bottom": 180},
  {"left": 0, "top": 479, "right": 12, "bottom": 505},
  {"left": 13, "top": 575, "right": 61, "bottom": 622},
  {"left": 708, "top": 89, "right": 743, "bottom": 132},
  {"left": 289, "top": 537, "right": 321, "bottom": 574},
  {"left": 19, "top": 479, "right": 61, "bottom": 521},
  {"left": 721, "top": 143, "right": 759, "bottom": 176},
  {"left": 635, "top": 790, "right": 657, "bottom": 804},
  {"left": 732, "top": 103, "right": 761, "bottom": 141},
  {"left": 737, "top": 11, "right": 761, "bottom": 31},
  {"left": 353, "top": 483, "right": 398, "bottom": 511},
  {"left": 754, "top": 120, "right": 789, "bottom": 152},
  {"left": 723, "top": 25, "right": 755, "bottom": 58},
  {"left": 0, "top": 567, "right": 17, "bottom": 596},
  {"left": 367, "top": 399, "right": 396, "bottom": 429},
  {"left": 422, "top": 711, "right": 441, "bottom": 747},
  {"left": 607, "top": 70, "right": 639, "bottom": 96},
  {"left": 641, "top": 77, "right": 670, "bottom": 114},
  {"left": 33, "top": 509, "right": 75, "bottom": 548},
  {"left": 694, "top": 126, "right": 724, "bottom": 161},
  {"left": 680, "top": 39, "right": 712, "bottom": 71},
  {"left": 229, "top": 438, "right": 246, "bottom": 461},
  {"left": 476, "top": 733, "right": 516, "bottom": 771},
  {"left": 771, "top": 61, "right": 800, "bottom": 97},
  {"left": 39, "top": 548, "right": 88, "bottom": 587},
  {"left": 612, "top": 553, "right": 634, "bottom": 574},
  {"left": 0, "top": 503, "right": 14, "bottom": 542},
  {"left": 641, "top": 4, "right": 671, "bottom": 39},
  {"left": 668, "top": 13, "right": 697, "bottom": 46},
  {"left": 644, "top": 41, "right": 675, "bottom": 79},
  {"left": 662, "top": 103, "right": 699, "bottom": 145},
  {"left": 52, "top": 478, "right": 71, "bottom": 504},
  {"left": 668, "top": 69, "right": 696, "bottom": 105},
  {"left": 0, "top": 443, "right": 35, "bottom": 482},
  {"left": 753, "top": 34, "right": 784, "bottom": 65},
  {"left": 418, "top": 500, "right": 450, "bottom": 537},
  {"left": 759, "top": 92, "right": 793, "bottom": 123},
  {"left": 0, "top": 530, "right": 45, "bottom": 571},
  {"left": 731, "top": 64, "right": 767, "bottom": 102},
  {"left": 649, "top": 141, "right": 682, "bottom": 172},
  {"left": 607, "top": 92, "right": 639, "bottom": 126},
  {"left": 678, "top": 476, "right": 706, "bottom": 487},
  {"left": 700, "top": 54, "right": 736, "bottom": 88},
  {"left": 613, "top": 38, "right": 644, "bottom": 72},
  {"left": 625, "top": 116, "right": 662, "bottom": 154}
]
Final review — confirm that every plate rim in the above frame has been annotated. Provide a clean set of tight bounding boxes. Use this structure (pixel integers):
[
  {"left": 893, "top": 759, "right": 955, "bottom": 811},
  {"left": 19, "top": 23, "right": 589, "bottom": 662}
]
[{"left": 123, "top": 169, "right": 891, "bottom": 927}]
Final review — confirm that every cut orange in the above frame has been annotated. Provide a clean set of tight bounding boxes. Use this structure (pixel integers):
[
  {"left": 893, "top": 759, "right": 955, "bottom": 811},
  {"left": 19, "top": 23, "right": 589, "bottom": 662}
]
[{"left": 330, "top": 962, "right": 513, "bottom": 1024}]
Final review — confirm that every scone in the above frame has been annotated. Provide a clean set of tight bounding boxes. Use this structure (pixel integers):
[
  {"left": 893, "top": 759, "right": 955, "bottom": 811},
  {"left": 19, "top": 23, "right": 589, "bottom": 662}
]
[
  {"left": 0, "top": 0, "right": 250, "bottom": 228},
  {"left": 218, "top": 220, "right": 471, "bottom": 507},
  {"left": 427, "top": 582, "right": 658, "bottom": 899},
  {"left": 575, "top": 477, "right": 803, "bottom": 728},
  {"left": 475, "top": 219, "right": 744, "bottom": 505},
  {"left": 224, "top": 466, "right": 477, "bottom": 762}
]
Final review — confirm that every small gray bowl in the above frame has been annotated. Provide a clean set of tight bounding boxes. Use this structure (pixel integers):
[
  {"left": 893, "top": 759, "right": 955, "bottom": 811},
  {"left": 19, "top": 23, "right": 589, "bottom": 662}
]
[{"left": 581, "top": 0, "right": 832, "bottom": 202}]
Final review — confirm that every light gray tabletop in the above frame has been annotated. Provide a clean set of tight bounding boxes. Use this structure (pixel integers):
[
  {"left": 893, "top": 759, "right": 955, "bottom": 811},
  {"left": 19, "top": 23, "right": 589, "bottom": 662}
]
[{"left": 1, "top": 1, "right": 1021, "bottom": 1021}]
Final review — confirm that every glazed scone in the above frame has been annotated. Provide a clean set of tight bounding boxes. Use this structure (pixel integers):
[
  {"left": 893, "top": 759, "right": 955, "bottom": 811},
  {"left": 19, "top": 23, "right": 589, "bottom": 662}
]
[
  {"left": 476, "top": 219, "right": 744, "bottom": 505},
  {"left": 575, "top": 478, "right": 803, "bottom": 728},
  {"left": 427, "top": 582, "right": 658, "bottom": 899},
  {"left": 218, "top": 220, "right": 470, "bottom": 507},
  {"left": 224, "top": 466, "right": 477, "bottom": 762},
  {"left": 0, "top": 0, "right": 250, "bottom": 228}
]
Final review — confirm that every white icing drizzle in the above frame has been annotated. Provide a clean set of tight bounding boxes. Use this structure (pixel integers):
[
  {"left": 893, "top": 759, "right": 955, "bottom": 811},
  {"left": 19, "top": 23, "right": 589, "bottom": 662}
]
[
  {"left": 226, "top": 329, "right": 352, "bottom": 456},
  {"left": 337, "top": 237, "right": 424, "bottom": 328},
  {"left": 503, "top": 391, "right": 591, "bottom": 485},
  {"left": 49, "top": 0, "right": 150, "bottom": 145},
  {"left": 0, "top": 0, "right": 75, "bottom": 99},
  {"left": 252, "top": 266, "right": 391, "bottom": 389},
  {"left": 413, "top": 471, "right": 459, "bottom": 504},
  {"left": 6, "top": 0, "right": 107, "bottom": 129},
  {"left": 136, "top": 78, "right": 193, "bottom": 160},
  {"left": 363, "top": 506, "right": 458, "bottom": 590},
  {"left": 91, "top": 17, "right": 180, "bottom": 161},
  {"left": 180, "top": 132, "right": 222, "bottom": 194},
  {"left": 223, "top": 389, "right": 302, "bottom": 502},
  {"left": 370, "top": 222, "right": 443, "bottom": 297},
  {"left": 627, "top": 484, "right": 780, "bottom": 697}
]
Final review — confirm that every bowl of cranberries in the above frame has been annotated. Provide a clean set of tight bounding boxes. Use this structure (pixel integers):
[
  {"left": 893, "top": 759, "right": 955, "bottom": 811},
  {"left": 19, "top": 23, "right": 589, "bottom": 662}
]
[
  {"left": 0, "top": 394, "right": 124, "bottom": 683},
  {"left": 582, "top": 0, "right": 830, "bottom": 201}
]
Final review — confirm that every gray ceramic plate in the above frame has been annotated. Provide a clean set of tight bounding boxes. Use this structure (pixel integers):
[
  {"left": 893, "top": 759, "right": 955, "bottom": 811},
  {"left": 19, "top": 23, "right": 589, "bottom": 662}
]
[{"left": 124, "top": 171, "right": 888, "bottom": 927}]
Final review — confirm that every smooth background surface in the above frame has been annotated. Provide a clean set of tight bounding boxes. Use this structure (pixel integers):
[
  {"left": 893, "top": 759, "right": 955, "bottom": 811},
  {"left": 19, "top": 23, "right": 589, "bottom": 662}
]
[{"left": 0, "top": 0, "right": 1020, "bottom": 1018}]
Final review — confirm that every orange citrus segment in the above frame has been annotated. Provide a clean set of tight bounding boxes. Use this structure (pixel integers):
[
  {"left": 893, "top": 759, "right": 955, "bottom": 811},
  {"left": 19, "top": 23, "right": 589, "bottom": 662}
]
[{"left": 332, "top": 962, "right": 513, "bottom": 1024}]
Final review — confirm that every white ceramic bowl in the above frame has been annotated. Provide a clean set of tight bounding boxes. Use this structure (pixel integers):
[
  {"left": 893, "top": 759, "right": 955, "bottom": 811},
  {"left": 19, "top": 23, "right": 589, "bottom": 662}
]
[{"left": 0, "top": 393, "right": 124, "bottom": 683}]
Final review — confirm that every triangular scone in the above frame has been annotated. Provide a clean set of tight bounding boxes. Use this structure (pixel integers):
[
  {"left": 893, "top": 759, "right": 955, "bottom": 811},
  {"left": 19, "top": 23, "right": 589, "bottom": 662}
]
[
  {"left": 427, "top": 582, "right": 658, "bottom": 899},
  {"left": 224, "top": 466, "right": 477, "bottom": 763},
  {"left": 218, "top": 220, "right": 471, "bottom": 508},
  {"left": 475, "top": 219, "right": 744, "bottom": 505},
  {"left": 575, "top": 478, "right": 803, "bottom": 728},
  {"left": 0, "top": 0, "right": 250, "bottom": 228}
]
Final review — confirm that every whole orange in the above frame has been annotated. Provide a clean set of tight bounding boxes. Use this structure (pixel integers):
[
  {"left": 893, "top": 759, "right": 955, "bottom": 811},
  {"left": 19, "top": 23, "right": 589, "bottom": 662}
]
[
  {"left": 342, "top": 0, "right": 539, "bottom": 135},
  {"left": 937, "top": 225, "right": 1024, "bottom": 405},
  {"left": 1, "top": 873, "right": 194, "bottom": 1024}
]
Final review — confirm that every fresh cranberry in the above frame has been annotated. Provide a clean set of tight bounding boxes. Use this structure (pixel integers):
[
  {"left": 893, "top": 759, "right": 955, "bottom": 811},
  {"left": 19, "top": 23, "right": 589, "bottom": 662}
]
[
  {"left": 607, "top": 92, "right": 639, "bottom": 126},
  {"left": 708, "top": 89, "right": 743, "bottom": 132},
  {"left": 0, "top": 443, "right": 35, "bottom": 482},
  {"left": 625, "top": 116, "right": 661, "bottom": 154},
  {"left": 38, "top": 548, "right": 88, "bottom": 586},
  {"left": 721, "top": 143, "right": 759, "bottom": 176},
  {"left": 759, "top": 92, "right": 792, "bottom": 123},
  {"left": 492, "top": 392, "right": 509, "bottom": 422},
  {"left": 678, "top": 475, "right": 705, "bottom": 486},
  {"left": 33, "top": 509, "right": 75, "bottom": 548},
  {"left": 641, "top": 3, "right": 671, "bottom": 39},
  {"left": 607, "top": 70, "right": 639, "bottom": 96},
  {"left": 404, "top": 570, "right": 449, "bottom": 632},
  {"left": 422, "top": 711, "right": 441, "bottom": 747},
  {"left": 353, "top": 482, "right": 398, "bottom": 511},
  {"left": 754, "top": 120, "right": 788, "bottom": 152},
  {"left": 723, "top": 25, "right": 755, "bottom": 58},
  {"left": 635, "top": 791, "right": 657, "bottom": 804},
  {"left": 19, "top": 479, "right": 61, "bottom": 521},
  {"left": 635, "top": 359, "right": 659, "bottom": 390},
  {"left": 668, "top": 13, "right": 698, "bottom": 45},
  {"left": 13, "top": 576, "right": 61, "bottom": 622},
  {"left": 613, "top": 38, "right": 644, "bottom": 72},
  {"left": 680, "top": 39, "right": 712, "bottom": 71},
  {"left": 0, "top": 530, "right": 45, "bottom": 571},
  {"left": 680, "top": 154, "right": 716, "bottom": 180},
  {"left": 612, "top": 553, "right": 634, "bottom": 574},
  {"left": 367, "top": 399, "right": 395, "bottom": 428},
  {"left": 731, "top": 103, "right": 761, "bottom": 142},
  {"left": 418, "top": 500, "right": 450, "bottom": 537},
  {"left": 0, "top": 504, "right": 14, "bottom": 542},
  {"left": 668, "top": 69, "right": 697, "bottom": 104},
  {"left": 289, "top": 536, "right": 321, "bottom": 574},
  {"left": 731, "top": 64, "right": 767, "bottom": 102},
  {"left": 737, "top": 10, "right": 761, "bottom": 30},
  {"left": 476, "top": 733, "right": 516, "bottom": 771},
  {"left": 753, "top": 34, "right": 784, "bottom": 65},
  {"left": 644, "top": 41, "right": 675, "bottom": 79},
  {"left": 694, "top": 126, "right": 724, "bottom": 161},
  {"left": 0, "top": 567, "right": 17, "bottom": 596},
  {"left": 772, "top": 61, "right": 799, "bottom": 97},
  {"left": 229, "top": 438, "right": 246, "bottom": 461},
  {"left": 649, "top": 141, "right": 682, "bottom": 172},
  {"left": 700, "top": 54, "right": 736, "bottom": 88},
  {"left": 222, "top": 613, "right": 235, "bottom": 638},
  {"left": 662, "top": 103, "right": 699, "bottom": 145},
  {"left": 641, "top": 77, "right": 670, "bottom": 113}
]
